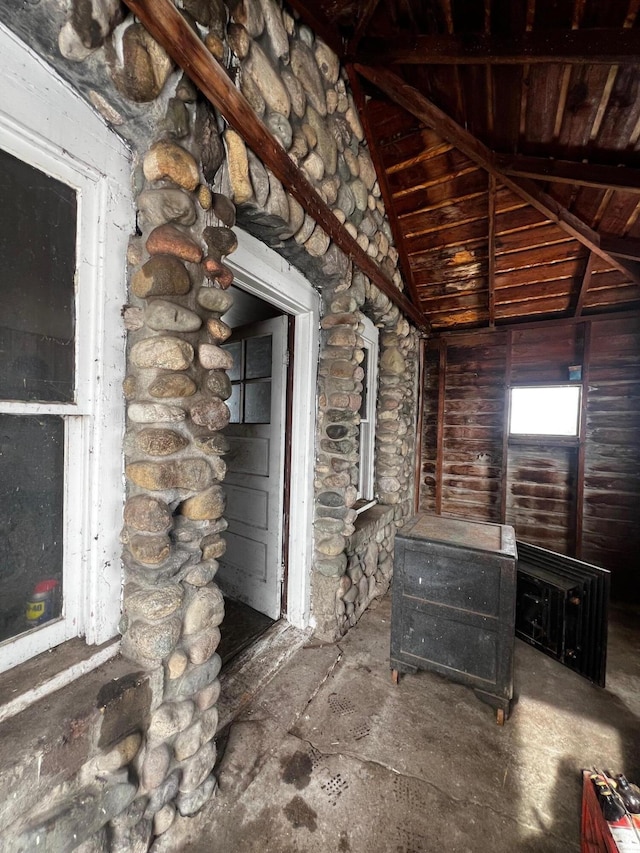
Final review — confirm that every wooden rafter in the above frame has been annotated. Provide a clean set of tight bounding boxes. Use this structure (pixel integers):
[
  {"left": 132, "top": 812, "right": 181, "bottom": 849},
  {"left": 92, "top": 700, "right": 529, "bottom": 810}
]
[
  {"left": 354, "top": 29, "right": 640, "bottom": 65},
  {"left": 347, "top": 66, "right": 423, "bottom": 312},
  {"left": 121, "top": 0, "right": 426, "bottom": 329},
  {"left": 353, "top": 64, "right": 640, "bottom": 286},
  {"left": 495, "top": 154, "right": 640, "bottom": 193},
  {"left": 599, "top": 234, "right": 640, "bottom": 261},
  {"left": 575, "top": 252, "right": 595, "bottom": 317}
]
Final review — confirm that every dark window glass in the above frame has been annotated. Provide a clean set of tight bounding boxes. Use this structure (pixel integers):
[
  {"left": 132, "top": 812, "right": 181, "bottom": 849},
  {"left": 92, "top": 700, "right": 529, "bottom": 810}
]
[
  {"left": 0, "top": 148, "right": 76, "bottom": 402},
  {"left": 244, "top": 380, "right": 271, "bottom": 423},
  {"left": 245, "top": 335, "right": 272, "bottom": 379},
  {"left": 0, "top": 415, "right": 64, "bottom": 643}
]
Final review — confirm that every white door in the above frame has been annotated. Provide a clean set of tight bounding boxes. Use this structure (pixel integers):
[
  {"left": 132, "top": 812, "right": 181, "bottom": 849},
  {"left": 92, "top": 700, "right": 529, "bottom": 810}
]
[{"left": 217, "top": 315, "right": 288, "bottom": 619}]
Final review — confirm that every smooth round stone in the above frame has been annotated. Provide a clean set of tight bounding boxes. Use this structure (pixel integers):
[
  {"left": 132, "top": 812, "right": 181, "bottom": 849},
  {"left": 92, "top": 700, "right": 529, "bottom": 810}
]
[
  {"left": 194, "top": 433, "right": 230, "bottom": 455},
  {"left": 128, "top": 402, "right": 186, "bottom": 423},
  {"left": 195, "top": 680, "right": 221, "bottom": 712},
  {"left": 124, "top": 495, "right": 172, "bottom": 533},
  {"left": 190, "top": 399, "right": 230, "bottom": 431},
  {"left": 206, "top": 370, "right": 232, "bottom": 400},
  {"left": 202, "top": 225, "right": 238, "bottom": 258},
  {"left": 137, "top": 188, "right": 196, "bottom": 227},
  {"left": 145, "top": 300, "right": 202, "bottom": 333},
  {"left": 290, "top": 41, "right": 326, "bottom": 117},
  {"left": 315, "top": 40, "right": 339, "bottom": 84},
  {"left": 184, "top": 560, "right": 219, "bottom": 587},
  {"left": 95, "top": 734, "right": 142, "bottom": 773},
  {"left": 153, "top": 804, "right": 176, "bottom": 836},
  {"left": 174, "top": 721, "right": 203, "bottom": 762},
  {"left": 326, "top": 424, "right": 349, "bottom": 440},
  {"left": 149, "top": 374, "right": 197, "bottom": 398},
  {"left": 183, "top": 586, "right": 225, "bottom": 635},
  {"left": 149, "top": 700, "right": 195, "bottom": 742},
  {"left": 126, "top": 459, "right": 213, "bottom": 491},
  {"left": 143, "top": 140, "right": 200, "bottom": 191},
  {"left": 206, "top": 317, "right": 232, "bottom": 343},
  {"left": 266, "top": 112, "right": 293, "bottom": 149},
  {"left": 176, "top": 774, "right": 217, "bottom": 817},
  {"left": 315, "top": 554, "right": 347, "bottom": 577},
  {"left": 131, "top": 256, "right": 191, "bottom": 299},
  {"left": 180, "top": 485, "right": 225, "bottom": 520},
  {"left": 184, "top": 626, "right": 221, "bottom": 665},
  {"left": 199, "top": 706, "right": 219, "bottom": 741},
  {"left": 131, "top": 336, "right": 194, "bottom": 371},
  {"left": 318, "top": 491, "right": 344, "bottom": 507},
  {"left": 167, "top": 650, "right": 188, "bottom": 680},
  {"left": 144, "top": 770, "right": 181, "bottom": 818},
  {"left": 201, "top": 534, "right": 226, "bottom": 560},
  {"left": 178, "top": 741, "right": 217, "bottom": 793},
  {"left": 381, "top": 347, "right": 405, "bottom": 375},
  {"left": 118, "top": 23, "right": 174, "bottom": 102},
  {"left": 141, "top": 743, "right": 172, "bottom": 790},
  {"left": 146, "top": 224, "right": 203, "bottom": 264},
  {"left": 197, "top": 287, "right": 234, "bottom": 314},
  {"left": 126, "top": 583, "right": 183, "bottom": 621},
  {"left": 199, "top": 344, "right": 234, "bottom": 370},
  {"left": 314, "top": 517, "right": 344, "bottom": 534},
  {"left": 129, "top": 533, "right": 171, "bottom": 566},
  {"left": 127, "top": 617, "right": 181, "bottom": 662},
  {"left": 166, "top": 655, "right": 222, "bottom": 700},
  {"left": 316, "top": 534, "right": 346, "bottom": 557},
  {"left": 136, "top": 428, "right": 189, "bottom": 457}
]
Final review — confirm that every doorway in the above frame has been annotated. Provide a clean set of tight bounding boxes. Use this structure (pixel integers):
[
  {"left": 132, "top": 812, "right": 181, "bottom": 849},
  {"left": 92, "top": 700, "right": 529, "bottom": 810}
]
[{"left": 216, "top": 231, "right": 319, "bottom": 664}]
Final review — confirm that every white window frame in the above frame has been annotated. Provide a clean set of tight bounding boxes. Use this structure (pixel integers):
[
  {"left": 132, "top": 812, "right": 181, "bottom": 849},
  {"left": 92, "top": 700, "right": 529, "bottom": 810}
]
[
  {"left": 0, "top": 23, "right": 131, "bottom": 674},
  {"left": 357, "top": 315, "right": 379, "bottom": 505}
]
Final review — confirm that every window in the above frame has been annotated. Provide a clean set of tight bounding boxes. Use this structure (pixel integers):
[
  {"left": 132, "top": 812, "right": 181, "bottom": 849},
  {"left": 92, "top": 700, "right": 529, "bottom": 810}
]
[
  {"left": 224, "top": 332, "right": 274, "bottom": 425},
  {"left": 0, "top": 26, "right": 131, "bottom": 675},
  {"left": 509, "top": 386, "right": 582, "bottom": 437},
  {"left": 357, "top": 315, "right": 379, "bottom": 504}
]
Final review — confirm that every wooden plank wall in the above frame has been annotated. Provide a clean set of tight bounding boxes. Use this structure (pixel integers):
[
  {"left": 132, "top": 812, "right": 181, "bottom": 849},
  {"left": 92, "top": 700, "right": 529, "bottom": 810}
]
[
  {"left": 419, "top": 315, "right": 640, "bottom": 599},
  {"left": 582, "top": 316, "right": 640, "bottom": 599}
]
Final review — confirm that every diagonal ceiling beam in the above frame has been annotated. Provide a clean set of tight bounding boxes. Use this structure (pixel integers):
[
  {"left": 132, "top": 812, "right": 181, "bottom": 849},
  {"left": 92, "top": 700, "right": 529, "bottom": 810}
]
[
  {"left": 354, "top": 29, "right": 640, "bottom": 65},
  {"left": 121, "top": 0, "right": 426, "bottom": 329},
  {"left": 353, "top": 64, "right": 640, "bottom": 286},
  {"left": 599, "top": 234, "right": 640, "bottom": 261},
  {"left": 496, "top": 154, "right": 640, "bottom": 193}
]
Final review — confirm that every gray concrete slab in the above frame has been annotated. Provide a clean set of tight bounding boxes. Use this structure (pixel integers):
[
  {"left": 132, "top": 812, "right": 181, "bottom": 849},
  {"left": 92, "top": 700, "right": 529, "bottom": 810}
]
[{"left": 156, "top": 595, "right": 640, "bottom": 853}]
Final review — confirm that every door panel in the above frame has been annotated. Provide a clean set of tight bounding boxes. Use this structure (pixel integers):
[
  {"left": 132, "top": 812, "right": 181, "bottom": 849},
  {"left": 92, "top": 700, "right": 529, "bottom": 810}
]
[{"left": 217, "top": 315, "right": 288, "bottom": 619}]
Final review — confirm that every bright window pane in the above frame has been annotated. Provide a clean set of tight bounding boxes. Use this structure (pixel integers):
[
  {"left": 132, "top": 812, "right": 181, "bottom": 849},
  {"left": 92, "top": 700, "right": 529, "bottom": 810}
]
[
  {"left": 0, "top": 148, "right": 76, "bottom": 402},
  {"left": 510, "top": 386, "right": 581, "bottom": 436},
  {"left": 0, "top": 414, "right": 64, "bottom": 643}
]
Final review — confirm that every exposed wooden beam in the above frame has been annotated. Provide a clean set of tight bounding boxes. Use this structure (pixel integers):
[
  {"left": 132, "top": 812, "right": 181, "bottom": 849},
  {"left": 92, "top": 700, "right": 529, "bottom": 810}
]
[
  {"left": 496, "top": 154, "right": 640, "bottom": 193},
  {"left": 599, "top": 234, "right": 640, "bottom": 261},
  {"left": 575, "top": 252, "right": 595, "bottom": 317},
  {"left": 354, "top": 29, "right": 640, "bottom": 65},
  {"left": 353, "top": 65, "right": 640, "bottom": 286},
  {"left": 121, "top": 0, "right": 426, "bottom": 329}
]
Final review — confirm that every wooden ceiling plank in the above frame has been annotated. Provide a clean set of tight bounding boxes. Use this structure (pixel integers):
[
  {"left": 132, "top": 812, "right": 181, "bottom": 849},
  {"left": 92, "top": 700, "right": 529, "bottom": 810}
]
[
  {"left": 575, "top": 251, "right": 595, "bottom": 317},
  {"left": 593, "top": 188, "right": 614, "bottom": 228},
  {"left": 599, "top": 234, "right": 640, "bottom": 261},
  {"left": 390, "top": 165, "right": 480, "bottom": 199},
  {"left": 353, "top": 65, "right": 640, "bottom": 284},
  {"left": 552, "top": 66, "right": 572, "bottom": 140},
  {"left": 488, "top": 175, "right": 496, "bottom": 327},
  {"left": 354, "top": 29, "right": 640, "bottom": 65},
  {"left": 495, "top": 154, "right": 640, "bottom": 193},
  {"left": 622, "top": 199, "right": 640, "bottom": 235},
  {"left": 589, "top": 65, "right": 619, "bottom": 142},
  {"left": 387, "top": 143, "right": 454, "bottom": 174},
  {"left": 346, "top": 64, "right": 423, "bottom": 312},
  {"left": 120, "top": 0, "right": 426, "bottom": 329}
]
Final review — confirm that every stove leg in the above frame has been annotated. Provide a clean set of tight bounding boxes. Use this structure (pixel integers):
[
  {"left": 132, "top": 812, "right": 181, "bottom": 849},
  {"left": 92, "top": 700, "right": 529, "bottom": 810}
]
[{"left": 391, "top": 669, "right": 399, "bottom": 685}]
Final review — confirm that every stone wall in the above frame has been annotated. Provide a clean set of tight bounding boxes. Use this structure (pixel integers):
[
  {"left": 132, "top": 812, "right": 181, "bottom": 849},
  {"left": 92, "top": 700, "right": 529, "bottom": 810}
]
[{"left": 0, "top": 0, "right": 421, "bottom": 849}]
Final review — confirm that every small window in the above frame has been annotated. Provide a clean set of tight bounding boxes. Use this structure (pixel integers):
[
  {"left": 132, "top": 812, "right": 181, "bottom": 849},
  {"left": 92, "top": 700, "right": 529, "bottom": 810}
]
[
  {"left": 357, "top": 316, "right": 379, "bottom": 503},
  {"left": 223, "top": 333, "right": 273, "bottom": 425},
  {"left": 509, "top": 386, "right": 582, "bottom": 437}
]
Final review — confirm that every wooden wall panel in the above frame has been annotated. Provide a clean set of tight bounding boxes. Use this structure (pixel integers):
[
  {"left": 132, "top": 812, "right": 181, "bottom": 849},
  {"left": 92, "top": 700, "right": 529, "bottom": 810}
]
[
  {"left": 419, "top": 314, "right": 640, "bottom": 601},
  {"left": 440, "top": 335, "right": 507, "bottom": 521},
  {"left": 505, "top": 444, "right": 577, "bottom": 554},
  {"left": 419, "top": 340, "right": 440, "bottom": 512},
  {"left": 582, "top": 316, "right": 640, "bottom": 598}
]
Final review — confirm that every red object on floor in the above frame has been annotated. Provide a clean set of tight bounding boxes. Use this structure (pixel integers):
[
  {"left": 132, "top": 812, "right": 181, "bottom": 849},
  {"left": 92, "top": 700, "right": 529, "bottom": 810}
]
[{"left": 581, "top": 771, "right": 627, "bottom": 853}]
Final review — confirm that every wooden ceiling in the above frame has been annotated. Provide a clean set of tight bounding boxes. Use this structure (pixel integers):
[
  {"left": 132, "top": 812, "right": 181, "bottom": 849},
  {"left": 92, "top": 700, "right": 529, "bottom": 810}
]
[{"left": 288, "top": 0, "right": 640, "bottom": 330}]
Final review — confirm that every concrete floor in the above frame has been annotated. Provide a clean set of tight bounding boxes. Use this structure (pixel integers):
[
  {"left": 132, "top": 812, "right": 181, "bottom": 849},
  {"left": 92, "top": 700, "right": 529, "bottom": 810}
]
[{"left": 157, "top": 594, "right": 640, "bottom": 853}]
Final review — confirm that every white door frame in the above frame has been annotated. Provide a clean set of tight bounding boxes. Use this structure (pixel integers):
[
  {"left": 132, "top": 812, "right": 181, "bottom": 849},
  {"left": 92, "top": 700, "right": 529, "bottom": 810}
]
[{"left": 227, "top": 231, "right": 319, "bottom": 629}]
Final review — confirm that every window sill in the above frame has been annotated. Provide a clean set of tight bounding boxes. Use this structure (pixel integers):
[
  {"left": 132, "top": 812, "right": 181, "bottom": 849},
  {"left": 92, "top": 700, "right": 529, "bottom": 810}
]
[
  {"left": 354, "top": 498, "right": 377, "bottom": 515},
  {"left": 0, "top": 636, "right": 120, "bottom": 725}
]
